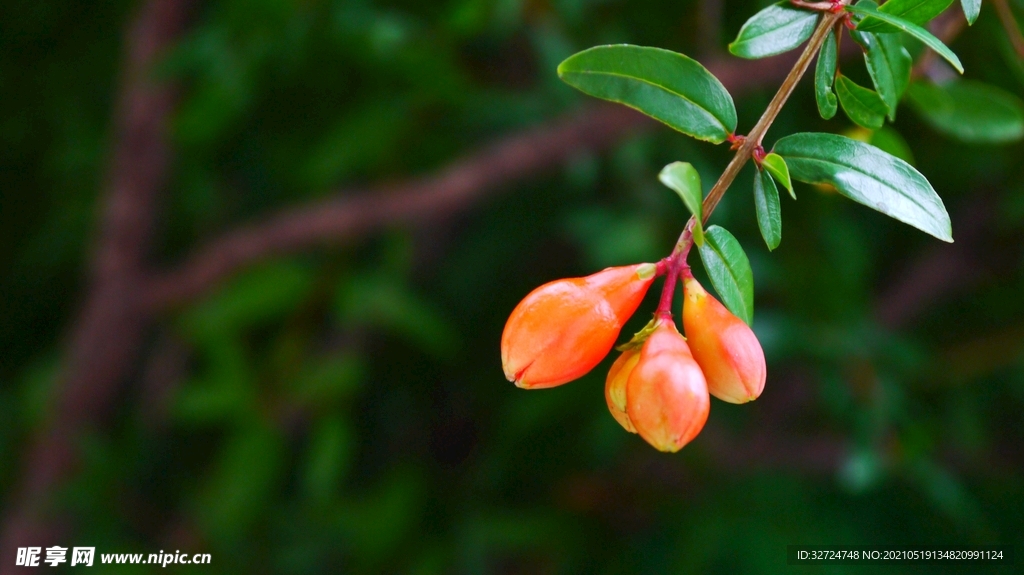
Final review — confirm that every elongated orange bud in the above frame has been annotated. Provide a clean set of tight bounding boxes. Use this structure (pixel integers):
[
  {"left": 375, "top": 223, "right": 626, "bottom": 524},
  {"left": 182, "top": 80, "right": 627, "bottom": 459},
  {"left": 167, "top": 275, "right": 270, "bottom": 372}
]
[
  {"left": 501, "top": 263, "right": 656, "bottom": 389},
  {"left": 605, "top": 348, "right": 640, "bottom": 433},
  {"left": 682, "top": 276, "right": 766, "bottom": 404},
  {"left": 625, "top": 320, "right": 709, "bottom": 452}
]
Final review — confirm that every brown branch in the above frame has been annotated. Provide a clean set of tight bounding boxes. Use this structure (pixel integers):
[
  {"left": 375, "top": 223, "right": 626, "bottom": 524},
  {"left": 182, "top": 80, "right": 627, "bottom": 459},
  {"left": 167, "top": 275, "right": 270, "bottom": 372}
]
[
  {"left": 0, "top": 0, "right": 194, "bottom": 570},
  {"left": 994, "top": 0, "right": 1024, "bottom": 60},
  {"left": 144, "top": 50, "right": 819, "bottom": 310},
  {"left": 701, "top": 13, "right": 844, "bottom": 225}
]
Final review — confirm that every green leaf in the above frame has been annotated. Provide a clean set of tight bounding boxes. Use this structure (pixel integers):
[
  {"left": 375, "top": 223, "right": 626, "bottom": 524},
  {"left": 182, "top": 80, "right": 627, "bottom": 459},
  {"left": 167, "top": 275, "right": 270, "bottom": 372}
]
[
  {"left": 847, "top": 4, "right": 964, "bottom": 73},
  {"left": 961, "top": 0, "right": 980, "bottom": 25},
  {"left": 698, "top": 225, "right": 754, "bottom": 325},
  {"left": 558, "top": 45, "right": 737, "bottom": 143},
  {"left": 773, "top": 132, "right": 952, "bottom": 242},
  {"left": 728, "top": 2, "right": 820, "bottom": 59},
  {"left": 906, "top": 80, "right": 1024, "bottom": 143},
  {"left": 836, "top": 74, "right": 888, "bottom": 129},
  {"left": 658, "top": 162, "right": 705, "bottom": 246},
  {"left": 857, "top": 0, "right": 955, "bottom": 32},
  {"left": 860, "top": 31, "right": 913, "bottom": 120},
  {"left": 753, "top": 169, "right": 782, "bottom": 251},
  {"left": 761, "top": 152, "right": 795, "bottom": 199},
  {"left": 815, "top": 28, "right": 839, "bottom": 120}
]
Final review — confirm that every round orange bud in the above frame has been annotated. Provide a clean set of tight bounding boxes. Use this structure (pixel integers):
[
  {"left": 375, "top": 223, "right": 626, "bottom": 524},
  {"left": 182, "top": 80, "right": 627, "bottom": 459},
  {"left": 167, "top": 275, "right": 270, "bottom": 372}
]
[
  {"left": 625, "top": 320, "right": 709, "bottom": 452},
  {"left": 605, "top": 347, "right": 640, "bottom": 433},
  {"left": 501, "top": 263, "right": 656, "bottom": 389},
  {"left": 682, "top": 276, "right": 766, "bottom": 404}
]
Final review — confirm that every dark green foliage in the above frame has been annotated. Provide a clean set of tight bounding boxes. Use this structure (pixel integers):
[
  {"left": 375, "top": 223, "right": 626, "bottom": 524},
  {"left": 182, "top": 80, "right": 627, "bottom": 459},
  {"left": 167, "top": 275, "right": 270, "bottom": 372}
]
[
  {"left": 774, "top": 132, "right": 952, "bottom": 241},
  {"left": 754, "top": 168, "right": 782, "bottom": 251},
  {"left": 815, "top": 28, "right": 839, "bottom": 120},
  {"left": 836, "top": 73, "right": 889, "bottom": 129},
  {"left": 3, "top": 0, "right": 1024, "bottom": 573},
  {"left": 907, "top": 80, "right": 1024, "bottom": 143},
  {"left": 698, "top": 225, "right": 755, "bottom": 325}
]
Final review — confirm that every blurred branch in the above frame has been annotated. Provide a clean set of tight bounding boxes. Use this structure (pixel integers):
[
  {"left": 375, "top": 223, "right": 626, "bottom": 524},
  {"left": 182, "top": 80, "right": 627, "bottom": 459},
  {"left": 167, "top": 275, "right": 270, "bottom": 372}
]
[
  {"left": 994, "top": 0, "right": 1024, "bottom": 60},
  {"left": 874, "top": 196, "right": 991, "bottom": 330},
  {"left": 912, "top": 8, "right": 968, "bottom": 80},
  {"left": 145, "top": 50, "right": 838, "bottom": 310},
  {"left": 696, "top": 0, "right": 725, "bottom": 56},
  {"left": 0, "top": 0, "right": 194, "bottom": 569}
]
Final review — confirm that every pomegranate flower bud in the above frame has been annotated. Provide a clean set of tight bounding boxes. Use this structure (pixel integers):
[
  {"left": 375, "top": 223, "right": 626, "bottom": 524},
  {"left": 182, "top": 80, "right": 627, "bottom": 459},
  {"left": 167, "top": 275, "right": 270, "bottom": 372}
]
[
  {"left": 625, "top": 320, "right": 710, "bottom": 452},
  {"left": 605, "top": 347, "right": 640, "bottom": 433},
  {"left": 682, "top": 276, "right": 766, "bottom": 404},
  {"left": 501, "top": 263, "right": 656, "bottom": 389}
]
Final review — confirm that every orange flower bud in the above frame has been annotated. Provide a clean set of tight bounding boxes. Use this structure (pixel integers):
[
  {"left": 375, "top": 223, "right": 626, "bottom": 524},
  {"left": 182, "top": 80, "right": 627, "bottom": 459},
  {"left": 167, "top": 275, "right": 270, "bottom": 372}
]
[
  {"left": 682, "top": 276, "right": 766, "bottom": 404},
  {"left": 625, "top": 320, "right": 709, "bottom": 452},
  {"left": 605, "top": 347, "right": 640, "bottom": 433},
  {"left": 501, "top": 263, "right": 656, "bottom": 389}
]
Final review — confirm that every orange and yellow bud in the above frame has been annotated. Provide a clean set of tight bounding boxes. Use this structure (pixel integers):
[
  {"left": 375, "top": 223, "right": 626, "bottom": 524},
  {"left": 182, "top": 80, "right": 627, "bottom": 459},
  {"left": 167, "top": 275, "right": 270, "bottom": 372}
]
[
  {"left": 605, "top": 348, "right": 640, "bottom": 433},
  {"left": 624, "top": 320, "right": 709, "bottom": 452},
  {"left": 501, "top": 263, "right": 656, "bottom": 389},
  {"left": 682, "top": 276, "right": 766, "bottom": 404}
]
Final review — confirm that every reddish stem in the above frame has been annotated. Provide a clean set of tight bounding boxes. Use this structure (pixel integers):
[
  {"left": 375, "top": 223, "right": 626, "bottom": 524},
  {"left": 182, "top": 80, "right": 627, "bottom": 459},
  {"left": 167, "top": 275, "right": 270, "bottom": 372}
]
[{"left": 655, "top": 229, "right": 694, "bottom": 317}]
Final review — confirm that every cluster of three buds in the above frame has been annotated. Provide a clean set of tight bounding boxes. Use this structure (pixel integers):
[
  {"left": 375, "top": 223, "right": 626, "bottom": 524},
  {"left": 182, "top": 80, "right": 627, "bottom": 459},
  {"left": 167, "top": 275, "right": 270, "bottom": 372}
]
[{"left": 501, "top": 263, "right": 765, "bottom": 452}]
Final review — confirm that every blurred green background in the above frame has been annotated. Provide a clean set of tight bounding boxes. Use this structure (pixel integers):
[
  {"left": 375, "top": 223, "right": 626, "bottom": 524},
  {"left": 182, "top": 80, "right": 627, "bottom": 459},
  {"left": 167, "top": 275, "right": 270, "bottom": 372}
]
[{"left": 2, "top": 0, "right": 1024, "bottom": 572}]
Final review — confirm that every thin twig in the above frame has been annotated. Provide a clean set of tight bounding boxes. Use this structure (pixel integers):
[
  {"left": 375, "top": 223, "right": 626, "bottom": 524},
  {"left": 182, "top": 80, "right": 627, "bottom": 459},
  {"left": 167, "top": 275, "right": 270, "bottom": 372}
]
[
  {"left": 666, "top": 12, "right": 844, "bottom": 260},
  {"left": 994, "top": 0, "right": 1024, "bottom": 60},
  {"left": 704, "top": 13, "right": 844, "bottom": 221},
  {"left": 0, "top": 0, "right": 194, "bottom": 569}
]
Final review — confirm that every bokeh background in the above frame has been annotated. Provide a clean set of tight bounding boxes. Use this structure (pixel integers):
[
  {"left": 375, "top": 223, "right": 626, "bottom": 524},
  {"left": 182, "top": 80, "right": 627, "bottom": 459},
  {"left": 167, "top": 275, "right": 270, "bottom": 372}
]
[{"left": 2, "top": 0, "right": 1024, "bottom": 572}]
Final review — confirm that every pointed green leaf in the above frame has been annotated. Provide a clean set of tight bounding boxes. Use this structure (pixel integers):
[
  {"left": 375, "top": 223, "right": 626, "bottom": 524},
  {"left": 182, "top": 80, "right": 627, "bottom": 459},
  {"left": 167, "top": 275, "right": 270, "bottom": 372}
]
[
  {"left": 815, "top": 28, "right": 839, "bottom": 120},
  {"left": 857, "top": 0, "right": 955, "bottom": 32},
  {"left": 728, "top": 2, "right": 820, "bottom": 59},
  {"left": 753, "top": 169, "right": 782, "bottom": 251},
  {"left": 860, "top": 31, "right": 913, "bottom": 120},
  {"left": 698, "top": 226, "right": 754, "bottom": 325},
  {"left": 836, "top": 74, "right": 888, "bottom": 129},
  {"left": 761, "top": 152, "right": 795, "bottom": 199},
  {"left": 847, "top": 4, "right": 964, "bottom": 73},
  {"left": 906, "top": 80, "right": 1024, "bottom": 143},
  {"left": 659, "top": 161, "right": 705, "bottom": 246},
  {"left": 773, "top": 132, "right": 952, "bottom": 242},
  {"left": 558, "top": 45, "right": 737, "bottom": 143},
  {"left": 961, "top": 0, "right": 980, "bottom": 24}
]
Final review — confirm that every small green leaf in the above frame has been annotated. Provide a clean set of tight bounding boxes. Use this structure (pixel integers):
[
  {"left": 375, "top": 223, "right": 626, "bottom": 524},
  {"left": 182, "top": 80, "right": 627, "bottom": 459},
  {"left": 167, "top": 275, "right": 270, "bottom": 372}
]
[
  {"left": 961, "top": 0, "right": 980, "bottom": 25},
  {"left": 857, "top": 0, "right": 955, "bottom": 32},
  {"left": 773, "top": 132, "right": 952, "bottom": 242},
  {"left": 698, "top": 225, "right": 754, "bottom": 325},
  {"left": 860, "top": 31, "right": 913, "bottom": 120},
  {"left": 558, "top": 45, "right": 737, "bottom": 143},
  {"left": 761, "top": 153, "right": 795, "bottom": 199},
  {"left": 728, "top": 2, "right": 820, "bottom": 59},
  {"left": 815, "top": 28, "right": 839, "bottom": 120},
  {"left": 836, "top": 74, "right": 888, "bottom": 129},
  {"left": 658, "top": 162, "right": 705, "bottom": 246},
  {"left": 847, "top": 4, "right": 964, "bottom": 73},
  {"left": 906, "top": 80, "right": 1024, "bottom": 143},
  {"left": 753, "top": 169, "right": 782, "bottom": 251}
]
